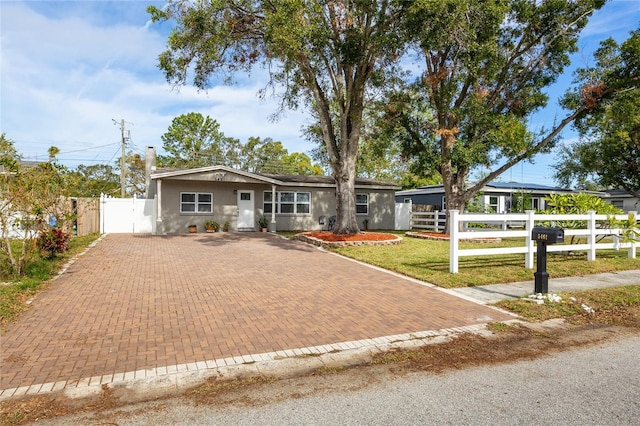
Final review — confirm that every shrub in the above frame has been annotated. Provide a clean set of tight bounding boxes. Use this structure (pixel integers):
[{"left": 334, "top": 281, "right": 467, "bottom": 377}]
[{"left": 38, "top": 228, "right": 70, "bottom": 258}]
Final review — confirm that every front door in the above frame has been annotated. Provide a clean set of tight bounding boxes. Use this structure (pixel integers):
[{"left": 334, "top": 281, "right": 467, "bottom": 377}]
[{"left": 237, "top": 190, "right": 255, "bottom": 229}]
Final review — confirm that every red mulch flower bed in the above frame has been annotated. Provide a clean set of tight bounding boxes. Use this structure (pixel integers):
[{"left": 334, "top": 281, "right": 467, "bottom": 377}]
[
  {"left": 414, "top": 232, "right": 450, "bottom": 239},
  {"left": 305, "top": 231, "right": 398, "bottom": 242}
]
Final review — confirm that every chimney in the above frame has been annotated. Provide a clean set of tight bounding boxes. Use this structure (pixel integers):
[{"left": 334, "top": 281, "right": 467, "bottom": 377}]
[{"left": 145, "top": 146, "right": 157, "bottom": 198}]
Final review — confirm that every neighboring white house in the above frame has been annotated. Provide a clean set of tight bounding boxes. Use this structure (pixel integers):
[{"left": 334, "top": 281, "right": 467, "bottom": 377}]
[{"left": 601, "top": 189, "right": 640, "bottom": 213}]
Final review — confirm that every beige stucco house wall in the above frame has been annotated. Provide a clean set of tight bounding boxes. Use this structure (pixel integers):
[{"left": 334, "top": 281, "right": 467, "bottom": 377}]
[{"left": 148, "top": 164, "right": 399, "bottom": 234}]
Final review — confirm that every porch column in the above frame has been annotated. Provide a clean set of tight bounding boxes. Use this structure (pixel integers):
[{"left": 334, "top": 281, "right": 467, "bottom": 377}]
[
  {"left": 269, "top": 184, "right": 277, "bottom": 232},
  {"left": 156, "top": 179, "right": 164, "bottom": 235}
]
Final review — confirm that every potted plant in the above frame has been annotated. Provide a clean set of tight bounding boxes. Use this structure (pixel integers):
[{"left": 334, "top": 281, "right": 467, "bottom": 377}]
[
  {"left": 223, "top": 221, "right": 230, "bottom": 232},
  {"left": 188, "top": 224, "right": 197, "bottom": 233},
  {"left": 204, "top": 220, "right": 219, "bottom": 233},
  {"left": 257, "top": 215, "right": 268, "bottom": 231}
]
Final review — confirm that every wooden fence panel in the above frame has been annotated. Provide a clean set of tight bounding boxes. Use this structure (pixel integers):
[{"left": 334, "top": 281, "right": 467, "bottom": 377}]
[{"left": 75, "top": 198, "right": 99, "bottom": 236}]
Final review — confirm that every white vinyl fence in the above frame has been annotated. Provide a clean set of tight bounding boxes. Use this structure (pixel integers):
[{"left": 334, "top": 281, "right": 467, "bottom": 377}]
[
  {"left": 100, "top": 194, "right": 157, "bottom": 234},
  {"left": 449, "top": 210, "right": 638, "bottom": 273}
]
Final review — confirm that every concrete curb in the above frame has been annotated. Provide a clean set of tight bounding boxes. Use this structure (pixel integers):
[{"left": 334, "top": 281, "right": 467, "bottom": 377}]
[{"left": 0, "top": 323, "right": 500, "bottom": 402}]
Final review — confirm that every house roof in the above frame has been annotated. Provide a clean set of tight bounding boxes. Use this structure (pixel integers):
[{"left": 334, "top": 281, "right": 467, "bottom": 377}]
[
  {"left": 150, "top": 165, "right": 400, "bottom": 190},
  {"left": 150, "top": 165, "right": 281, "bottom": 185},
  {"left": 485, "top": 182, "right": 569, "bottom": 191},
  {"left": 258, "top": 173, "right": 399, "bottom": 189},
  {"left": 396, "top": 181, "right": 577, "bottom": 196},
  {"left": 602, "top": 188, "right": 640, "bottom": 198}
]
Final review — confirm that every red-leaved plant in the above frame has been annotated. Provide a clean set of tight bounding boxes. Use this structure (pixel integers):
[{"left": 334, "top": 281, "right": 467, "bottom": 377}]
[{"left": 38, "top": 228, "right": 71, "bottom": 258}]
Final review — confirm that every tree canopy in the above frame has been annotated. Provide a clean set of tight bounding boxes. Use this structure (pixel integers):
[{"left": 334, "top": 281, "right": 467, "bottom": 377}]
[
  {"left": 376, "top": 0, "right": 608, "bottom": 232},
  {"left": 159, "top": 112, "right": 231, "bottom": 168},
  {"left": 148, "top": 0, "right": 405, "bottom": 233},
  {"left": 158, "top": 112, "right": 322, "bottom": 175},
  {"left": 554, "top": 29, "right": 640, "bottom": 197}
]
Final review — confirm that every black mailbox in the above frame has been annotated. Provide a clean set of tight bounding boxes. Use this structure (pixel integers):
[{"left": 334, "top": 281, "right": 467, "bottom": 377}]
[
  {"left": 532, "top": 227, "right": 564, "bottom": 244},
  {"left": 531, "top": 227, "right": 564, "bottom": 294}
]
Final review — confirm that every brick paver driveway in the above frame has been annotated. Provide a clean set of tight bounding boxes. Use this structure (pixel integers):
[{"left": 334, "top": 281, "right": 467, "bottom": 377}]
[{"left": 1, "top": 233, "right": 513, "bottom": 391}]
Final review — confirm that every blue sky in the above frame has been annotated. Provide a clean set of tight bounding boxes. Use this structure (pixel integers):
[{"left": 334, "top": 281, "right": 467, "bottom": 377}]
[{"left": 1, "top": 1, "right": 638, "bottom": 186}]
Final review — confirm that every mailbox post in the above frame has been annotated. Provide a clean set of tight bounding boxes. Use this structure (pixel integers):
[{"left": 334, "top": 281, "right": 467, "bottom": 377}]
[{"left": 531, "top": 227, "right": 564, "bottom": 294}]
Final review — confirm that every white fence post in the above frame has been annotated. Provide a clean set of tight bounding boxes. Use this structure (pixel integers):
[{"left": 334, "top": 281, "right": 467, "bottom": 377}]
[
  {"left": 587, "top": 210, "right": 597, "bottom": 261},
  {"left": 99, "top": 193, "right": 106, "bottom": 234},
  {"left": 152, "top": 195, "right": 158, "bottom": 235},
  {"left": 629, "top": 211, "right": 637, "bottom": 259},
  {"left": 525, "top": 210, "right": 535, "bottom": 269},
  {"left": 449, "top": 210, "right": 459, "bottom": 273},
  {"left": 131, "top": 196, "right": 137, "bottom": 233}
]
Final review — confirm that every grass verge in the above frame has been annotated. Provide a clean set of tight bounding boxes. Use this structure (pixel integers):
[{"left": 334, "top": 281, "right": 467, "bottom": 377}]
[
  {"left": 328, "top": 232, "right": 639, "bottom": 288},
  {"left": 494, "top": 285, "right": 640, "bottom": 326},
  {"left": 0, "top": 233, "right": 100, "bottom": 332}
]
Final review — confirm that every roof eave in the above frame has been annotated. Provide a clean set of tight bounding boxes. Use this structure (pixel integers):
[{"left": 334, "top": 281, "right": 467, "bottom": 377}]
[{"left": 151, "top": 165, "right": 283, "bottom": 185}]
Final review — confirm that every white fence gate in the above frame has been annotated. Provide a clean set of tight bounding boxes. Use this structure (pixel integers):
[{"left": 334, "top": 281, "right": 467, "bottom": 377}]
[
  {"left": 100, "top": 194, "right": 156, "bottom": 234},
  {"left": 395, "top": 201, "right": 412, "bottom": 230},
  {"left": 448, "top": 210, "right": 638, "bottom": 273}
]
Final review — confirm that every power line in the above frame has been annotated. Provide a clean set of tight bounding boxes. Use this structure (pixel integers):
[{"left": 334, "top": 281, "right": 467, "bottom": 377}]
[{"left": 56, "top": 143, "right": 119, "bottom": 155}]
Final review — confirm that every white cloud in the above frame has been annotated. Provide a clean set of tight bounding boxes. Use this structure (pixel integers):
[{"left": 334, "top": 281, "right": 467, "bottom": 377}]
[{"left": 0, "top": 2, "right": 314, "bottom": 168}]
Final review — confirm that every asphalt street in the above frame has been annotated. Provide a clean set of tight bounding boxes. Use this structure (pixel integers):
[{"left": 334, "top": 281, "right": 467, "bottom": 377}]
[{"left": 41, "top": 335, "right": 640, "bottom": 425}]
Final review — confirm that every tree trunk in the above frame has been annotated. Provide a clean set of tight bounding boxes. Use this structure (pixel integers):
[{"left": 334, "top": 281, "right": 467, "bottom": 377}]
[
  {"left": 441, "top": 152, "right": 469, "bottom": 235},
  {"left": 333, "top": 163, "right": 360, "bottom": 234}
]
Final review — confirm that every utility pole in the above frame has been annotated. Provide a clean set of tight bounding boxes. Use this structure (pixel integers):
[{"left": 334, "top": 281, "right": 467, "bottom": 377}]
[{"left": 113, "top": 119, "right": 128, "bottom": 198}]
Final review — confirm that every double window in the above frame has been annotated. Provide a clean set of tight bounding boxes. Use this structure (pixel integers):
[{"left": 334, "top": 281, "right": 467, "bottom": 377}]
[
  {"left": 180, "top": 192, "right": 212, "bottom": 213},
  {"left": 264, "top": 191, "right": 311, "bottom": 214}
]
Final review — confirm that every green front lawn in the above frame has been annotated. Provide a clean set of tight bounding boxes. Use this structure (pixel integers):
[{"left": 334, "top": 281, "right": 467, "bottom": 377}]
[
  {"left": 330, "top": 232, "right": 639, "bottom": 288},
  {"left": 495, "top": 285, "right": 640, "bottom": 326}
]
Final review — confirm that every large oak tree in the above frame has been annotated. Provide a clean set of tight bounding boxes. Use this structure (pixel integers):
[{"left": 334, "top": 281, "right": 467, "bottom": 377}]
[
  {"left": 148, "top": 0, "right": 404, "bottom": 234},
  {"left": 380, "top": 0, "right": 607, "bottom": 231}
]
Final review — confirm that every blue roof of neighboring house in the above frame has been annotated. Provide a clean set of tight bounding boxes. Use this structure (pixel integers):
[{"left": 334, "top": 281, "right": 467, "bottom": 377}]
[
  {"left": 397, "top": 181, "right": 572, "bottom": 194},
  {"left": 485, "top": 182, "right": 569, "bottom": 191}
]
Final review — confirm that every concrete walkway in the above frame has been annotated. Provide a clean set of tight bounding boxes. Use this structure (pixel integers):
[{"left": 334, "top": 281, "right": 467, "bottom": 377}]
[
  {"left": 0, "top": 233, "right": 513, "bottom": 400},
  {"left": 448, "top": 270, "right": 640, "bottom": 304}
]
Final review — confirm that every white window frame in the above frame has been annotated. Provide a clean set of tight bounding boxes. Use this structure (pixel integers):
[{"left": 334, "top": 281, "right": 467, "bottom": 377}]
[
  {"left": 264, "top": 191, "right": 311, "bottom": 215},
  {"left": 180, "top": 192, "right": 213, "bottom": 214},
  {"left": 532, "top": 197, "right": 541, "bottom": 210},
  {"left": 488, "top": 195, "right": 499, "bottom": 213},
  {"left": 356, "top": 193, "right": 369, "bottom": 215}
]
